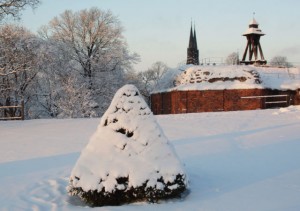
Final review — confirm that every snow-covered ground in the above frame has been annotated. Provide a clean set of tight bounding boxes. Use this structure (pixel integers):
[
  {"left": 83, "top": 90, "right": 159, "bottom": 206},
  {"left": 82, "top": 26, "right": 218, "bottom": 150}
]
[{"left": 1, "top": 106, "right": 300, "bottom": 210}]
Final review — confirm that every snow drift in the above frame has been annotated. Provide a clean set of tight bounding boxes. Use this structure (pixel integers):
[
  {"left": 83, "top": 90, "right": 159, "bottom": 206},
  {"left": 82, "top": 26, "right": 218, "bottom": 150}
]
[
  {"left": 1, "top": 106, "right": 300, "bottom": 210},
  {"left": 67, "top": 84, "right": 188, "bottom": 206}
]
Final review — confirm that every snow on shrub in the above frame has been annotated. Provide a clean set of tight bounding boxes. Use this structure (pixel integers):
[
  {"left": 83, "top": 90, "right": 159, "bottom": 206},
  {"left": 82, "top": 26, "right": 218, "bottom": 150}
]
[{"left": 67, "top": 84, "right": 188, "bottom": 206}]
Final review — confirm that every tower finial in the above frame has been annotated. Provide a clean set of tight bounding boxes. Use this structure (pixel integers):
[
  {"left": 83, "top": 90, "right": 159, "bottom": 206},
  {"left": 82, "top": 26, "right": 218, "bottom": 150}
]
[{"left": 253, "top": 12, "right": 255, "bottom": 19}]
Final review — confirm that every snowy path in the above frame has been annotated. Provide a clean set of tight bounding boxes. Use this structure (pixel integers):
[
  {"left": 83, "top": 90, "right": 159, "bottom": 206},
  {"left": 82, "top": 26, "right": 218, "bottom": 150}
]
[{"left": 1, "top": 107, "right": 300, "bottom": 210}]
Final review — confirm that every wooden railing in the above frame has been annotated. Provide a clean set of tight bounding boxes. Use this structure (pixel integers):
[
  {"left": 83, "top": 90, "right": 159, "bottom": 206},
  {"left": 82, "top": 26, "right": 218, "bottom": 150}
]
[
  {"left": 241, "top": 94, "right": 291, "bottom": 108},
  {"left": 0, "top": 101, "right": 24, "bottom": 120}
]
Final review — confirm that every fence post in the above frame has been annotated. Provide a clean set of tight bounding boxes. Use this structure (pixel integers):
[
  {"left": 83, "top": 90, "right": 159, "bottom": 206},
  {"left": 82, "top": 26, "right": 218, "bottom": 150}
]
[{"left": 21, "top": 100, "right": 25, "bottom": 120}]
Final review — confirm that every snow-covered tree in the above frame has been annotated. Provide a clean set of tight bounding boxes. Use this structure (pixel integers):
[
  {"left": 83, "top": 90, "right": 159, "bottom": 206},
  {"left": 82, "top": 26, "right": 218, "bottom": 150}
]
[
  {"left": 134, "top": 61, "right": 169, "bottom": 103},
  {"left": 270, "top": 56, "right": 293, "bottom": 68},
  {"left": 38, "top": 7, "right": 139, "bottom": 117},
  {"left": 225, "top": 52, "right": 239, "bottom": 65},
  {"left": 30, "top": 38, "right": 96, "bottom": 118},
  {"left": 0, "top": 0, "right": 40, "bottom": 21},
  {"left": 53, "top": 76, "right": 96, "bottom": 118},
  {"left": 68, "top": 84, "right": 188, "bottom": 206},
  {"left": 0, "top": 24, "right": 41, "bottom": 118},
  {"left": 0, "top": 8, "right": 139, "bottom": 119},
  {"left": 40, "top": 8, "right": 134, "bottom": 86}
]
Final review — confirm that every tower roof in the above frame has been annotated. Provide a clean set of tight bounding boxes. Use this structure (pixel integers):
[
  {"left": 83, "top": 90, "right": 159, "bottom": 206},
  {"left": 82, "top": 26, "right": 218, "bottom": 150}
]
[
  {"left": 249, "top": 18, "right": 259, "bottom": 26},
  {"left": 243, "top": 18, "right": 265, "bottom": 36}
]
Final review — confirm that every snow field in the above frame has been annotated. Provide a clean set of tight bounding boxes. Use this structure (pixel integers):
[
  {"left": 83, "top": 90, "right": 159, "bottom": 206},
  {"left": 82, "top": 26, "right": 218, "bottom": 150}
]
[{"left": 0, "top": 106, "right": 300, "bottom": 210}]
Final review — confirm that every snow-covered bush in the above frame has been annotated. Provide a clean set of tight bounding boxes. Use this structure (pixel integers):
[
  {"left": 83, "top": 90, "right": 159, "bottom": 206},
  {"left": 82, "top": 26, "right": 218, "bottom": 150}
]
[{"left": 67, "top": 84, "right": 188, "bottom": 206}]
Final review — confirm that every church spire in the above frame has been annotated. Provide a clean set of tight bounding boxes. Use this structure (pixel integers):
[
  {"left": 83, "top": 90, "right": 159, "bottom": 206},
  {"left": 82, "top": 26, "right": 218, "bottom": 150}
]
[
  {"left": 186, "top": 22, "right": 199, "bottom": 65},
  {"left": 188, "top": 23, "right": 194, "bottom": 48},
  {"left": 193, "top": 24, "right": 198, "bottom": 50},
  {"left": 193, "top": 25, "right": 199, "bottom": 65}
]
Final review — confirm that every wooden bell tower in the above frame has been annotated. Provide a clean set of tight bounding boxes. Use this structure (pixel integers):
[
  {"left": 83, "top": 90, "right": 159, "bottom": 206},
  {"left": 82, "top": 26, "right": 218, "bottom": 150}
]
[{"left": 240, "top": 18, "right": 267, "bottom": 65}]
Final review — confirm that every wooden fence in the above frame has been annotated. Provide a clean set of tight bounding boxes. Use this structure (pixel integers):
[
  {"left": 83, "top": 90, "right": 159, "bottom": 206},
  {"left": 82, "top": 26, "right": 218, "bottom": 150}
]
[{"left": 0, "top": 101, "right": 24, "bottom": 120}]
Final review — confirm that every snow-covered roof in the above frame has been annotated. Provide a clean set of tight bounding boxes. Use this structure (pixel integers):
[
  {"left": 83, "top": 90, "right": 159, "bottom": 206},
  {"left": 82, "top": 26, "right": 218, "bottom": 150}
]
[
  {"left": 243, "top": 18, "right": 265, "bottom": 36},
  {"left": 152, "top": 65, "right": 300, "bottom": 93},
  {"left": 243, "top": 27, "right": 265, "bottom": 36},
  {"left": 249, "top": 18, "right": 259, "bottom": 25}
]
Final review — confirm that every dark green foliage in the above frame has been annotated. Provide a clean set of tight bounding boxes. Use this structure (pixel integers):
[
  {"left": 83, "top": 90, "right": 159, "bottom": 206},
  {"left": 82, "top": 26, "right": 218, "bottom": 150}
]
[{"left": 68, "top": 174, "right": 187, "bottom": 207}]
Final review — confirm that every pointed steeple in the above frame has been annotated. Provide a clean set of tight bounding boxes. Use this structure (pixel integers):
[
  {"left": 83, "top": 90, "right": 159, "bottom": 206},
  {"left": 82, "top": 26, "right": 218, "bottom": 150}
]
[
  {"left": 188, "top": 23, "right": 194, "bottom": 48},
  {"left": 193, "top": 25, "right": 198, "bottom": 50},
  {"left": 193, "top": 25, "right": 199, "bottom": 65},
  {"left": 186, "top": 22, "right": 199, "bottom": 65}
]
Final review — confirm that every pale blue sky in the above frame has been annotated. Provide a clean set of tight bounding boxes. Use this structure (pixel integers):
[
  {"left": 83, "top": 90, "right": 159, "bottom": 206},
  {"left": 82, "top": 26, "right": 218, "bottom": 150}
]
[{"left": 20, "top": 0, "right": 300, "bottom": 70}]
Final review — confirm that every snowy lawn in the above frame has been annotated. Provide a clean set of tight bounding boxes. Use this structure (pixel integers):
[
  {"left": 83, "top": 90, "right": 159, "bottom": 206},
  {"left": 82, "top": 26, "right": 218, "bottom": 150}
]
[{"left": 1, "top": 107, "right": 300, "bottom": 210}]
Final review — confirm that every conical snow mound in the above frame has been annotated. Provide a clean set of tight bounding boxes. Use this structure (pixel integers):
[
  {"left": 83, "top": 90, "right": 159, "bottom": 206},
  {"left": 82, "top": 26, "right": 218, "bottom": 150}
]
[{"left": 67, "top": 84, "right": 188, "bottom": 206}]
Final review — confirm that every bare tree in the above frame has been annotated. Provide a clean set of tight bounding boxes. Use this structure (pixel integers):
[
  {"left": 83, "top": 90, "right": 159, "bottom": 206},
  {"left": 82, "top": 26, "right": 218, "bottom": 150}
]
[
  {"left": 0, "top": 0, "right": 40, "bottom": 21},
  {"left": 270, "top": 56, "right": 293, "bottom": 68},
  {"left": 147, "top": 61, "right": 169, "bottom": 82},
  {"left": 225, "top": 52, "right": 239, "bottom": 65},
  {"left": 137, "top": 61, "right": 169, "bottom": 103}
]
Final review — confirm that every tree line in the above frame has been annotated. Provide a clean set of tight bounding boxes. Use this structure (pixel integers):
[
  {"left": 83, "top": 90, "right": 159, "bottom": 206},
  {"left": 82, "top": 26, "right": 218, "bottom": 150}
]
[
  {"left": 225, "top": 52, "right": 293, "bottom": 67},
  {"left": 0, "top": 2, "right": 167, "bottom": 119}
]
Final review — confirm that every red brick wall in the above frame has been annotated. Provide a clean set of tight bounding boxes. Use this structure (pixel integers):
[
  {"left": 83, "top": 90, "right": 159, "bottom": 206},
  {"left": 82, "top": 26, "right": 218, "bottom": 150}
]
[
  {"left": 177, "top": 92, "right": 187, "bottom": 113},
  {"left": 161, "top": 92, "right": 171, "bottom": 114},
  {"left": 199, "top": 90, "right": 224, "bottom": 112},
  {"left": 151, "top": 89, "right": 300, "bottom": 115},
  {"left": 224, "top": 89, "right": 264, "bottom": 111},
  {"left": 186, "top": 91, "right": 199, "bottom": 113},
  {"left": 150, "top": 93, "right": 162, "bottom": 115}
]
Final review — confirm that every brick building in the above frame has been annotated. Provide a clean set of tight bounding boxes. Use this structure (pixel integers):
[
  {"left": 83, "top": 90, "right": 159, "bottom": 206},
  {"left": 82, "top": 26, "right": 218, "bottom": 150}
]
[{"left": 150, "top": 65, "right": 300, "bottom": 115}]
